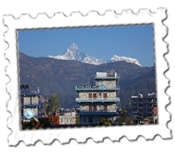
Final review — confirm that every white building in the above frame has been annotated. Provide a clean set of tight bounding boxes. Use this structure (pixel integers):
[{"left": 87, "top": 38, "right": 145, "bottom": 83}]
[{"left": 75, "top": 72, "right": 120, "bottom": 125}]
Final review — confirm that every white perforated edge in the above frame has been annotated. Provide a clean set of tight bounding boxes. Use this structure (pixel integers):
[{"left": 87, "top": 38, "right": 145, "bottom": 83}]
[{"left": 4, "top": 9, "right": 170, "bottom": 145}]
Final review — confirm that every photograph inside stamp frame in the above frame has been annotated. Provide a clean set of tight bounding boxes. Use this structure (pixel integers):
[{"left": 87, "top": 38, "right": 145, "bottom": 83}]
[{"left": 18, "top": 25, "right": 158, "bottom": 130}]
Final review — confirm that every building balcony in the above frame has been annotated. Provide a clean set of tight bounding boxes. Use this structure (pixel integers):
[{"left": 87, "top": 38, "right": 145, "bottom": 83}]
[
  {"left": 80, "top": 109, "right": 116, "bottom": 112},
  {"left": 144, "top": 111, "right": 153, "bottom": 114},
  {"left": 21, "top": 116, "right": 42, "bottom": 119},
  {"left": 131, "top": 111, "right": 143, "bottom": 114},
  {"left": 132, "top": 107, "right": 143, "bottom": 109},
  {"left": 79, "top": 122, "right": 94, "bottom": 125},
  {"left": 131, "top": 101, "right": 157, "bottom": 104},
  {"left": 21, "top": 101, "right": 42, "bottom": 108},
  {"left": 75, "top": 85, "right": 120, "bottom": 91},
  {"left": 145, "top": 107, "right": 153, "bottom": 109},
  {"left": 76, "top": 97, "right": 120, "bottom": 103},
  {"left": 78, "top": 110, "right": 119, "bottom": 116}
]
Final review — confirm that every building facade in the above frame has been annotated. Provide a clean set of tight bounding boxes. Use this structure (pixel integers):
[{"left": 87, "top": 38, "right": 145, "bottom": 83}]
[
  {"left": 21, "top": 85, "right": 42, "bottom": 122},
  {"left": 59, "top": 112, "right": 76, "bottom": 125},
  {"left": 75, "top": 72, "right": 120, "bottom": 125},
  {"left": 127, "top": 93, "right": 157, "bottom": 119},
  {"left": 48, "top": 108, "right": 76, "bottom": 125}
]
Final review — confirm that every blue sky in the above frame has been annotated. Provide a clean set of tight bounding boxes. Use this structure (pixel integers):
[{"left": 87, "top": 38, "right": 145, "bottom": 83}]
[{"left": 18, "top": 24, "right": 155, "bottom": 67}]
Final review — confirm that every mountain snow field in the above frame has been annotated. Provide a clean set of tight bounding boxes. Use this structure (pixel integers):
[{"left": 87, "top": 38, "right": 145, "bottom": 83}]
[{"left": 47, "top": 43, "right": 142, "bottom": 67}]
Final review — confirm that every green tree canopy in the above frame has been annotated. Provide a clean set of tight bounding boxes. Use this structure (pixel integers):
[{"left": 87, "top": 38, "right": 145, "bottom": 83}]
[
  {"left": 46, "top": 92, "right": 61, "bottom": 114},
  {"left": 98, "top": 117, "right": 113, "bottom": 126},
  {"left": 43, "top": 101, "right": 48, "bottom": 116},
  {"left": 76, "top": 115, "right": 80, "bottom": 125}
]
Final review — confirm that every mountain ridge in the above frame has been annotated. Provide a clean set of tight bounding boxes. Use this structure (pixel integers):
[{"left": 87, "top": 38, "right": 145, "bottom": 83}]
[
  {"left": 19, "top": 52, "right": 156, "bottom": 108},
  {"left": 47, "top": 43, "right": 142, "bottom": 67}
]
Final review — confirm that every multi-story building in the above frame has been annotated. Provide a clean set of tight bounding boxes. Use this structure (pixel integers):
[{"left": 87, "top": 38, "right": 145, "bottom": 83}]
[
  {"left": 21, "top": 85, "right": 42, "bottom": 122},
  {"left": 152, "top": 103, "right": 158, "bottom": 123},
  {"left": 75, "top": 72, "right": 120, "bottom": 125},
  {"left": 127, "top": 93, "right": 157, "bottom": 119},
  {"left": 49, "top": 108, "right": 76, "bottom": 125},
  {"left": 59, "top": 112, "right": 76, "bottom": 125}
]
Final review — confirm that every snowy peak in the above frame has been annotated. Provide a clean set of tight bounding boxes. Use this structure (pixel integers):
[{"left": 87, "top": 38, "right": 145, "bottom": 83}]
[
  {"left": 109, "top": 55, "right": 142, "bottom": 67},
  {"left": 63, "top": 43, "right": 86, "bottom": 61},
  {"left": 47, "top": 43, "right": 142, "bottom": 67},
  {"left": 68, "top": 43, "right": 78, "bottom": 50}
]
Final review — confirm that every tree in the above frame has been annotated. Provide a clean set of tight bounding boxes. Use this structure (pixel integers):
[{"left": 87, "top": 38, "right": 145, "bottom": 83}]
[
  {"left": 43, "top": 101, "right": 48, "bottom": 116},
  {"left": 22, "top": 118, "right": 44, "bottom": 130},
  {"left": 98, "top": 117, "right": 113, "bottom": 126},
  {"left": 117, "top": 103, "right": 134, "bottom": 125},
  {"left": 46, "top": 92, "right": 61, "bottom": 114},
  {"left": 76, "top": 115, "right": 80, "bottom": 125},
  {"left": 127, "top": 103, "right": 131, "bottom": 107},
  {"left": 121, "top": 103, "right": 127, "bottom": 114}
]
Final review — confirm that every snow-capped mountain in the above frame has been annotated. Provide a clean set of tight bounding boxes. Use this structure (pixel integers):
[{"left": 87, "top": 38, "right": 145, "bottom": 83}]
[
  {"left": 47, "top": 43, "right": 86, "bottom": 61},
  {"left": 47, "top": 43, "right": 142, "bottom": 67},
  {"left": 109, "top": 55, "right": 142, "bottom": 67},
  {"left": 47, "top": 43, "right": 107, "bottom": 65}
]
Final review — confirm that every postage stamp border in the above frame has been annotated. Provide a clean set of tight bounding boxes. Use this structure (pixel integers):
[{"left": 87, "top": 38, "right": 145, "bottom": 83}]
[{"left": 3, "top": 8, "right": 171, "bottom": 146}]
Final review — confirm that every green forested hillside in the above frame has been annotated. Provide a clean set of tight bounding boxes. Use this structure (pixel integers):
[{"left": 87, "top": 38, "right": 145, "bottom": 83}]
[{"left": 19, "top": 52, "right": 156, "bottom": 108}]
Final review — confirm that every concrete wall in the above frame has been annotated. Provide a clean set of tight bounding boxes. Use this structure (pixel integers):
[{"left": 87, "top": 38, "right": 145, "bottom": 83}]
[
  {"left": 79, "top": 92, "right": 116, "bottom": 98},
  {"left": 79, "top": 92, "right": 87, "bottom": 98},
  {"left": 105, "top": 92, "right": 116, "bottom": 98},
  {"left": 107, "top": 103, "right": 116, "bottom": 111},
  {"left": 59, "top": 115, "right": 76, "bottom": 125},
  {"left": 32, "top": 96, "right": 38, "bottom": 104},
  {"left": 23, "top": 108, "right": 38, "bottom": 116},
  {"left": 80, "top": 103, "right": 116, "bottom": 111},
  {"left": 80, "top": 105, "right": 89, "bottom": 111},
  {"left": 96, "top": 80, "right": 116, "bottom": 88},
  {"left": 24, "top": 97, "right": 30, "bottom": 105},
  {"left": 23, "top": 96, "right": 39, "bottom": 105}
]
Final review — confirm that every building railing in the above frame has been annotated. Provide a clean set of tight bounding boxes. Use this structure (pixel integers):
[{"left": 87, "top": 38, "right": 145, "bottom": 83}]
[
  {"left": 131, "top": 101, "right": 157, "bottom": 104},
  {"left": 80, "top": 109, "right": 116, "bottom": 113},
  {"left": 144, "top": 107, "right": 153, "bottom": 109},
  {"left": 21, "top": 101, "right": 42, "bottom": 106},
  {"left": 132, "top": 107, "right": 143, "bottom": 109},
  {"left": 132, "top": 111, "right": 153, "bottom": 114},
  {"left": 76, "top": 97, "right": 120, "bottom": 101},
  {"left": 95, "top": 72, "right": 120, "bottom": 78},
  {"left": 75, "top": 85, "right": 120, "bottom": 90}
]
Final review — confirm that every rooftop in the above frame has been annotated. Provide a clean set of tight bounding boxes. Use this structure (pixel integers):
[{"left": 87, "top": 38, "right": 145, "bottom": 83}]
[
  {"left": 131, "top": 92, "right": 156, "bottom": 98},
  {"left": 21, "top": 90, "right": 42, "bottom": 96},
  {"left": 75, "top": 85, "right": 120, "bottom": 91},
  {"left": 95, "top": 72, "right": 120, "bottom": 79}
]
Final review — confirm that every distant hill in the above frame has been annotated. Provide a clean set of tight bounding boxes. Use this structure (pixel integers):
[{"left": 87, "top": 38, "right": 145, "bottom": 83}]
[{"left": 19, "top": 52, "right": 156, "bottom": 108}]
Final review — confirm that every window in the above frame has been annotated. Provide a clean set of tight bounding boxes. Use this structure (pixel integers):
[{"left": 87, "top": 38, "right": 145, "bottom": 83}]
[
  {"left": 103, "top": 93, "right": 107, "bottom": 98},
  {"left": 93, "top": 93, "right": 97, "bottom": 98},
  {"left": 93, "top": 105, "right": 97, "bottom": 111},
  {"left": 104, "top": 105, "right": 107, "bottom": 111},
  {"left": 21, "top": 97, "right": 24, "bottom": 105},
  {"left": 21, "top": 109, "right": 23, "bottom": 116},
  {"left": 89, "top": 117, "right": 92, "bottom": 122},
  {"left": 89, "top": 105, "right": 92, "bottom": 111},
  {"left": 88, "top": 93, "right": 92, "bottom": 98}
]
